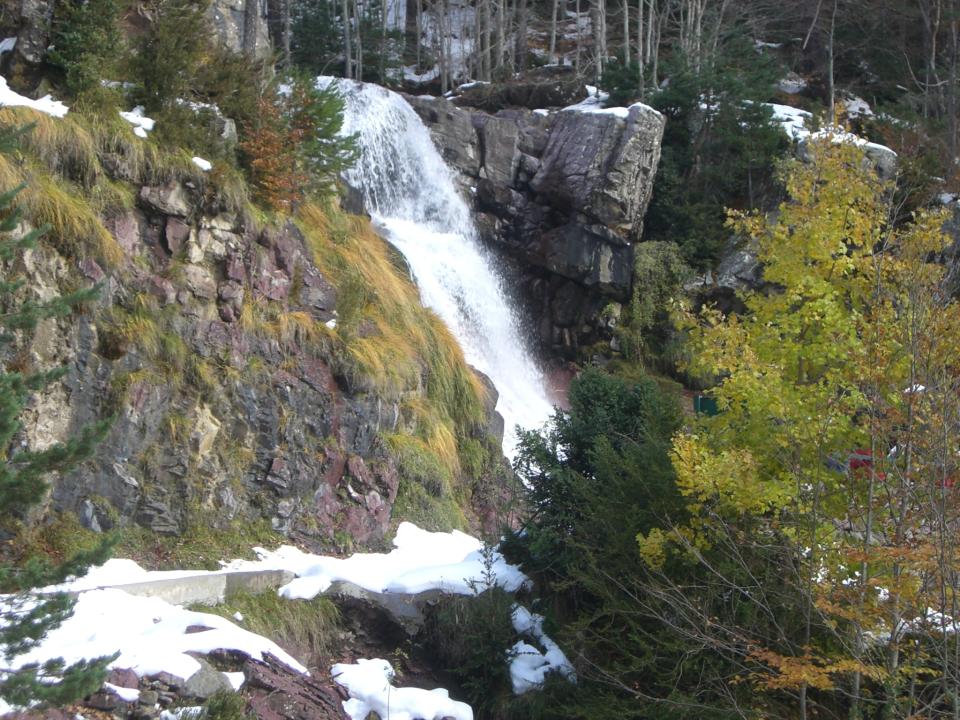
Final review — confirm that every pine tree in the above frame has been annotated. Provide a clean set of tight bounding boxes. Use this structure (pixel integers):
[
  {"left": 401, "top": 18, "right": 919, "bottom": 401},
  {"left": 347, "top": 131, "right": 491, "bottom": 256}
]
[{"left": 0, "top": 124, "right": 114, "bottom": 708}]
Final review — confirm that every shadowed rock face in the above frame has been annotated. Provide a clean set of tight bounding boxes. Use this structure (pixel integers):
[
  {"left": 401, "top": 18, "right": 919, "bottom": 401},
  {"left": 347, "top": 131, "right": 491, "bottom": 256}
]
[{"left": 405, "top": 90, "right": 665, "bottom": 358}]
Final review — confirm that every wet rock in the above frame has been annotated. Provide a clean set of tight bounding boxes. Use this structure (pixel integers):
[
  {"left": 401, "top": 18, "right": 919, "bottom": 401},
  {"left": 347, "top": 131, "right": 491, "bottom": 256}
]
[
  {"left": 476, "top": 114, "right": 520, "bottom": 186},
  {"left": 403, "top": 94, "right": 480, "bottom": 177}
]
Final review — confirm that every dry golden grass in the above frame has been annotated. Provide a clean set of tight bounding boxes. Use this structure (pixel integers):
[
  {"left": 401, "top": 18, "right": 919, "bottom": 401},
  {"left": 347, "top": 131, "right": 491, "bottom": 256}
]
[
  {"left": 297, "top": 201, "right": 490, "bottom": 524},
  {"left": 0, "top": 107, "right": 100, "bottom": 187},
  {"left": 297, "top": 201, "right": 487, "bottom": 433}
]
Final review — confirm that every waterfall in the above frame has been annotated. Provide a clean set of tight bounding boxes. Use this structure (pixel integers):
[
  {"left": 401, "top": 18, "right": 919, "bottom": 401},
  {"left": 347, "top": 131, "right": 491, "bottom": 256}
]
[{"left": 326, "top": 78, "right": 554, "bottom": 459}]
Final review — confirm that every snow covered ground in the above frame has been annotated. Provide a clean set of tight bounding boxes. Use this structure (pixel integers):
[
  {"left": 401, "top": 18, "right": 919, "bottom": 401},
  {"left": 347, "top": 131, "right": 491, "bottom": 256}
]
[
  {"left": 0, "top": 523, "right": 572, "bottom": 716},
  {"left": 0, "top": 76, "right": 69, "bottom": 118},
  {"left": 333, "top": 659, "right": 473, "bottom": 720}
]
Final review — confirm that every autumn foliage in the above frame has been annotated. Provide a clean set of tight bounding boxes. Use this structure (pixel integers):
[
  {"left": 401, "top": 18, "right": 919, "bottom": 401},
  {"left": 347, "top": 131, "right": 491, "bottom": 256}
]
[{"left": 240, "top": 78, "right": 357, "bottom": 213}]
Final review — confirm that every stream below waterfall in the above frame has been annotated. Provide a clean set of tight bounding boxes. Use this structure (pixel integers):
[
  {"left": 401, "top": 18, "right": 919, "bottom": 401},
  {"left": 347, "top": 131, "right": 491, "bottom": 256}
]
[{"left": 327, "top": 78, "right": 554, "bottom": 459}]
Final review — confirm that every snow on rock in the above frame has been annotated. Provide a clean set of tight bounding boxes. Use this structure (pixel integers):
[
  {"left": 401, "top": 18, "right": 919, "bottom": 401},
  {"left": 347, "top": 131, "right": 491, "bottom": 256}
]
[
  {"left": 226, "top": 521, "right": 530, "bottom": 599},
  {"left": 768, "top": 103, "right": 813, "bottom": 141},
  {"left": 561, "top": 86, "right": 651, "bottom": 120},
  {"left": 843, "top": 94, "right": 874, "bottom": 119},
  {"left": 403, "top": 65, "right": 441, "bottom": 85},
  {"left": 0, "top": 37, "right": 16, "bottom": 55},
  {"left": 159, "top": 707, "right": 203, "bottom": 720},
  {"left": 47, "top": 557, "right": 213, "bottom": 593},
  {"left": 766, "top": 102, "right": 896, "bottom": 161},
  {"left": 192, "top": 156, "right": 213, "bottom": 172},
  {"left": 0, "top": 587, "right": 306, "bottom": 700},
  {"left": 777, "top": 72, "right": 808, "bottom": 95},
  {"left": 332, "top": 658, "right": 473, "bottom": 720},
  {"left": 509, "top": 605, "right": 576, "bottom": 694},
  {"left": 104, "top": 683, "right": 140, "bottom": 702},
  {"left": 120, "top": 106, "right": 155, "bottom": 138},
  {"left": 0, "top": 76, "right": 69, "bottom": 118}
]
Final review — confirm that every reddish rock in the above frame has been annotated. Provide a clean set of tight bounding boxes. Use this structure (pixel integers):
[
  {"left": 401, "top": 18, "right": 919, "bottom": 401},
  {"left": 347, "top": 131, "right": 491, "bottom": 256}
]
[
  {"left": 107, "top": 212, "right": 141, "bottom": 255},
  {"left": 79, "top": 257, "right": 104, "bottom": 282},
  {"left": 144, "top": 275, "right": 176, "bottom": 305},
  {"left": 107, "top": 667, "right": 140, "bottom": 689},
  {"left": 226, "top": 253, "right": 247, "bottom": 282},
  {"left": 244, "top": 654, "right": 348, "bottom": 720},
  {"left": 165, "top": 217, "right": 191, "bottom": 254}
]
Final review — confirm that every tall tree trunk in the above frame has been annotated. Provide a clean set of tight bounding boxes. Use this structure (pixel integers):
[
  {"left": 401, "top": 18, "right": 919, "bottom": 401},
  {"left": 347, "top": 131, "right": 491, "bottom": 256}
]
[
  {"left": 575, "top": 0, "right": 582, "bottom": 73},
  {"left": 549, "top": 0, "right": 560, "bottom": 63},
  {"left": 380, "top": 0, "right": 389, "bottom": 82},
  {"left": 242, "top": 0, "right": 261, "bottom": 57},
  {"left": 622, "top": 0, "right": 630, "bottom": 63},
  {"left": 516, "top": 0, "right": 529, "bottom": 71},
  {"left": 827, "top": 0, "right": 838, "bottom": 122},
  {"left": 343, "top": 0, "right": 353, "bottom": 77},
  {"left": 636, "top": 0, "right": 644, "bottom": 93},
  {"left": 483, "top": 0, "right": 492, "bottom": 78}
]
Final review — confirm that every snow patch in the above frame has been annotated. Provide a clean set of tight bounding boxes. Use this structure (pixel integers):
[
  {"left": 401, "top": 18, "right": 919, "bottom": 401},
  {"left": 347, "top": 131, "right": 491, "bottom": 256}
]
[
  {"left": 227, "top": 521, "right": 529, "bottom": 599},
  {"left": 777, "top": 72, "right": 808, "bottom": 95},
  {"left": 104, "top": 683, "right": 140, "bottom": 703},
  {"left": 843, "top": 94, "right": 874, "bottom": 119},
  {"left": 0, "top": 37, "right": 16, "bottom": 55},
  {"left": 0, "top": 587, "right": 307, "bottom": 696},
  {"left": 0, "top": 76, "right": 69, "bottom": 117},
  {"left": 120, "top": 106, "right": 155, "bottom": 139},
  {"left": 509, "top": 605, "right": 576, "bottom": 694},
  {"left": 332, "top": 659, "right": 473, "bottom": 720},
  {"left": 766, "top": 102, "right": 896, "bottom": 157}
]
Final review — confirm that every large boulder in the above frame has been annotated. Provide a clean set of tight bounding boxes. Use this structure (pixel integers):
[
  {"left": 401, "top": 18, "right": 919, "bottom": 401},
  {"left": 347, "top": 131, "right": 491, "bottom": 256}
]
[{"left": 530, "top": 103, "right": 665, "bottom": 239}]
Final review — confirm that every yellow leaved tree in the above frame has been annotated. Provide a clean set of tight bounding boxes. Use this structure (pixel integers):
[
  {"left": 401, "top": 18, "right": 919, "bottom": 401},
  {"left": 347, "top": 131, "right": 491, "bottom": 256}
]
[{"left": 642, "top": 138, "right": 960, "bottom": 719}]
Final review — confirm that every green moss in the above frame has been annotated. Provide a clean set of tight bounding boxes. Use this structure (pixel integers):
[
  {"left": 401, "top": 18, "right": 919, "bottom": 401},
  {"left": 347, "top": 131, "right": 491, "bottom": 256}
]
[
  {"left": 191, "top": 589, "right": 340, "bottom": 664},
  {"left": 199, "top": 691, "right": 253, "bottom": 720},
  {"left": 391, "top": 479, "right": 467, "bottom": 533},
  {"left": 115, "top": 517, "right": 282, "bottom": 571}
]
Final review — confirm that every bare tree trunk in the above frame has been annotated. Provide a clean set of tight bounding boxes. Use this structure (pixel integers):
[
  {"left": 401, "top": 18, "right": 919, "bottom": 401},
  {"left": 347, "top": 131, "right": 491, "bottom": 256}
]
[
  {"left": 497, "top": 0, "right": 506, "bottom": 77},
  {"left": 575, "top": 0, "right": 582, "bottom": 73},
  {"left": 343, "top": 0, "right": 353, "bottom": 77},
  {"left": 416, "top": 0, "right": 422, "bottom": 68},
  {"left": 827, "top": 0, "right": 838, "bottom": 122},
  {"left": 380, "top": 0, "right": 389, "bottom": 82},
  {"left": 356, "top": 0, "right": 364, "bottom": 81},
  {"left": 637, "top": 0, "right": 644, "bottom": 93},
  {"left": 622, "top": 0, "right": 630, "bottom": 63},
  {"left": 549, "top": 0, "right": 560, "bottom": 63},
  {"left": 483, "top": 0, "right": 492, "bottom": 77},
  {"left": 516, "top": 0, "right": 529, "bottom": 71}
]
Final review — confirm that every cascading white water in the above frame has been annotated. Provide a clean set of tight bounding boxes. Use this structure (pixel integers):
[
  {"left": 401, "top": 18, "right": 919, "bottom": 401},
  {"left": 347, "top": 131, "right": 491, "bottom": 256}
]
[{"left": 327, "top": 78, "right": 554, "bottom": 458}]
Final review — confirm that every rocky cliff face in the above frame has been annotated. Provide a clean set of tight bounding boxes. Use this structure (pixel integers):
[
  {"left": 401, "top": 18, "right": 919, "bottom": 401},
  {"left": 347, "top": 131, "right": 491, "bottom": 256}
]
[
  {"left": 12, "top": 165, "right": 503, "bottom": 551},
  {"left": 405, "top": 87, "right": 665, "bottom": 358}
]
